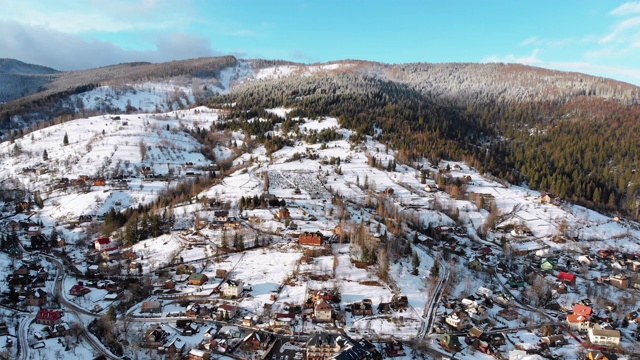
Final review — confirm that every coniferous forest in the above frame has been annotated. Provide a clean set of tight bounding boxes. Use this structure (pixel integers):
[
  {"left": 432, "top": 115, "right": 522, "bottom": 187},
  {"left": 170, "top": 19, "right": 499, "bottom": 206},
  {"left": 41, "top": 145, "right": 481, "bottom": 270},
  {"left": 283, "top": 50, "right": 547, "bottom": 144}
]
[{"left": 210, "top": 68, "right": 640, "bottom": 216}]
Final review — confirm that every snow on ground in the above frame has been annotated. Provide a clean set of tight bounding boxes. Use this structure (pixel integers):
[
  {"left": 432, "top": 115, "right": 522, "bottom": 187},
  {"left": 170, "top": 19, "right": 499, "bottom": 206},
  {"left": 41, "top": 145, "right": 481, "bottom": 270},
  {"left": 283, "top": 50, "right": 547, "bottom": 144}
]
[{"left": 4, "top": 105, "right": 640, "bottom": 359}]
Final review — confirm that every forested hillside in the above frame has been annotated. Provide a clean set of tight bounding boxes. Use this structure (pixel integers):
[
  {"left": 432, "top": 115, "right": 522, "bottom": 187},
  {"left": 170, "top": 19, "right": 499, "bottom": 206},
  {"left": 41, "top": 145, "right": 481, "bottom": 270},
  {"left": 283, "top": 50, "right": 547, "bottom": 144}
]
[
  {"left": 0, "top": 58, "right": 58, "bottom": 103},
  {"left": 212, "top": 64, "right": 640, "bottom": 216},
  {"left": 0, "top": 56, "right": 239, "bottom": 131}
]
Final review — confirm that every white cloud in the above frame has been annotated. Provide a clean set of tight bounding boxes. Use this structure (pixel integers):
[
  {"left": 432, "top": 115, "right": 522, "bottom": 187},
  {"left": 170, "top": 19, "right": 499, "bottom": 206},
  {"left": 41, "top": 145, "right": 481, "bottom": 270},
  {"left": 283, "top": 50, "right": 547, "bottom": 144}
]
[
  {"left": 484, "top": 50, "right": 640, "bottom": 85},
  {"left": 0, "top": 0, "right": 197, "bottom": 33},
  {"left": 484, "top": 49, "right": 541, "bottom": 65},
  {"left": 610, "top": 1, "right": 640, "bottom": 16},
  {"left": 520, "top": 36, "right": 539, "bottom": 46},
  {"left": 0, "top": 20, "right": 221, "bottom": 70},
  {"left": 600, "top": 16, "right": 640, "bottom": 43}
]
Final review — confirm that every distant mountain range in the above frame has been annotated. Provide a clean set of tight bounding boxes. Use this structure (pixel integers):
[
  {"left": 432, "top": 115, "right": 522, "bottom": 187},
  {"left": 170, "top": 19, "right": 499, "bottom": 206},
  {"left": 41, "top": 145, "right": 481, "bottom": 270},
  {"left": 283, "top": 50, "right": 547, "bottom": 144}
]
[{"left": 2, "top": 56, "right": 639, "bottom": 115}]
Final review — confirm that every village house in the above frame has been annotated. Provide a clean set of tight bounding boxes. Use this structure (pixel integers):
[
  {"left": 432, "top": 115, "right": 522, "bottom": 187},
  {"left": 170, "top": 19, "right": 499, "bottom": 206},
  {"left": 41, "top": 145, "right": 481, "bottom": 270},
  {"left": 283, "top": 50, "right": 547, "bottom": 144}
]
[
  {"left": 99, "top": 260, "right": 120, "bottom": 275},
  {"left": 351, "top": 299, "right": 374, "bottom": 316},
  {"left": 306, "top": 333, "right": 344, "bottom": 360},
  {"left": 101, "top": 248, "right": 121, "bottom": 260},
  {"left": 94, "top": 237, "right": 116, "bottom": 251},
  {"left": 222, "top": 279, "right": 243, "bottom": 298},
  {"left": 299, "top": 231, "right": 323, "bottom": 246},
  {"left": 141, "top": 300, "right": 163, "bottom": 314},
  {"left": 573, "top": 304, "right": 593, "bottom": 318},
  {"left": 468, "top": 258, "right": 483, "bottom": 271},
  {"left": 24, "top": 288, "right": 48, "bottom": 307},
  {"left": 143, "top": 326, "right": 169, "bottom": 348},
  {"left": 69, "top": 285, "right": 91, "bottom": 296},
  {"left": 578, "top": 255, "right": 597, "bottom": 267},
  {"left": 446, "top": 311, "right": 470, "bottom": 330},
  {"left": 540, "top": 258, "right": 555, "bottom": 271},
  {"left": 215, "top": 269, "right": 228, "bottom": 278},
  {"left": 587, "top": 350, "right": 618, "bottom": 360},
  {"left": 26, "top": 226, "right": 41, "bottom": 236},
  {"left": 440, "top": 333, "right": 462, "bottom": 352},
  {"left": 35, "top": 310, "right": 63, "bottom": 325},
  {"left": 314, "top": 299, "right": 333, "bottom": 322},
  {"left": 217, "top": 304, "right": 237, "bottom": 320},
  {"left": 213, "top": 210, "right": 229, "bottom": 223},
  {"left": 384, "top": 339, "right": 405, "bottom": 357},
  {"left": 558, "top": 271, "right": 576, "bottom": 285},
  {"left": 241, "top": 316, "right": 256, "bottom": 327},
  {"left": 610, "top": 274, "right": 629, "bottom": 288},
  {"left": 274, "top": 207, "right": 290, "bottom": 221},
  {"left": 274, "top": 313, "right": 296, "bottom": 327},
  {"left": 542, "top": 335, "right": 568, "bottom": 347},
  {"left": 188, "top": 273, "right": 208, "bottom": 286},
  {"left": 242, "top": 331, "right": 271, "bottom": 352},
  {"left": 165, "top": 336, "right": 186, "bottom": 355},
  {"left": 186, "top": 348, "right": 211, "bottom": 360},
  {"left": 566, "top": 314, "right": 591, "bottom": 332},
  {"left": 465, "top": 306, "right": 488, "bottom": 323},
  {"left": 588, "top": 324, "right": 621, "bottom": 348}
]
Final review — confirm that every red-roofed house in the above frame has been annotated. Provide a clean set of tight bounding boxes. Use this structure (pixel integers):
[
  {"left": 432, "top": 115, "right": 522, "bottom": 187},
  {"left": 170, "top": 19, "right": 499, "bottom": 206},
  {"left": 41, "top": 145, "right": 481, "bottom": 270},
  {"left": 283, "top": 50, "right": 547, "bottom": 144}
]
[
  {"left": 566, "top": 314, "right": 591, "bottom": 332},
  {"left": 36, "top": 310, "right": 63, "bottom": 325},
  {"left": 558, "top": 272, "right": 576, "bottom": 285},
  {"left": 69, "top": 285, "right": 91, "bottom": 296},
  {"left": 217, "top": 304, "right": 236, "bottom": 320},
  {"left": 94, "top": 237, "right": 116, "bottom": 251},
  {"left": 573, "top": 304, "right": 593, "bottom": 318}
]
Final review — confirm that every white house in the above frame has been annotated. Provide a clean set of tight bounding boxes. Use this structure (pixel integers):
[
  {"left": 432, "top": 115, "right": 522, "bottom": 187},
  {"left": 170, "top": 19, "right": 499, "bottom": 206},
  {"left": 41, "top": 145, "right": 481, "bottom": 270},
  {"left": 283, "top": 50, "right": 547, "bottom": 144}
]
[
  {"left": 465, "top": 306, "right": 488, "bottom": 323},
  {"left": 477, "top": 287, "right": 493, "bottom": 299},
  {"left": 445, "top": 311, "right": 470, "bottom": 330},
  {"left": 566, "top": 314, "right": 590, "bottom": 333},
  {"left": 578, "top": 255, "right": 596, "bottom": 267},
  {"left": 94, "top": 237, "right": 116, "bottom": 251},
  {"left": 587, "top": 324, "right": 621, "bottom": 347},
  {"left": 461, "top": 298, "right": 479, "bottom": 309},
  {"left": 314, "top": 299, "right": 333, "bottom": 322},
  {"left": 222, "top": 279, "right": 243, "bottom": 298}
]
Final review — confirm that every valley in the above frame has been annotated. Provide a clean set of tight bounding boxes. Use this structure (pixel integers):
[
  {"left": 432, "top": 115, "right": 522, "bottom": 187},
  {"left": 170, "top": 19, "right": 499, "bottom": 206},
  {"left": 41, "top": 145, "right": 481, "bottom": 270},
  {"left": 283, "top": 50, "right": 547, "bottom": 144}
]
[{"left": 0, "top": 98, "right": 639, "bottom": 359}]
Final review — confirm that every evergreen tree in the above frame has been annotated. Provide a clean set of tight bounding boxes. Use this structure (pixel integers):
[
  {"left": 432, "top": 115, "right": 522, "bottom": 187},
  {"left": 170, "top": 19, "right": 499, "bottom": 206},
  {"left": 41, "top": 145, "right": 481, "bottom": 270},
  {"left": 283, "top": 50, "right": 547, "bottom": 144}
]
[
  {"left": 430, "top": 263, "right": 440, "bottom": 277},
  {"left": 42, "top": 149, "right": 48, "bottom": 161},
  {"left": 411, "top": 251, "right": 420, "bottom": 275},
  {"left": 63, "top": 132, "right": 69, "bottom": 146}
]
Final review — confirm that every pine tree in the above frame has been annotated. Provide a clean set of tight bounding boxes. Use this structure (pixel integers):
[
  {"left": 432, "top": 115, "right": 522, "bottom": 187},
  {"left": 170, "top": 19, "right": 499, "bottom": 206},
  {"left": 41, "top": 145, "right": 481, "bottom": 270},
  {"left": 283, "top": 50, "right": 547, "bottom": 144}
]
[
  {"left": 42, "top": 149, "right": 48, "bottom": 161},
  {"left": 430, "top": 263, "right": 440, "bottom": 277},
  {"left": 63, "top": 132, "right": 69, "bottom": 146},
  {"left": 411, "top": 251, "right": 420, "bottom": 275}
]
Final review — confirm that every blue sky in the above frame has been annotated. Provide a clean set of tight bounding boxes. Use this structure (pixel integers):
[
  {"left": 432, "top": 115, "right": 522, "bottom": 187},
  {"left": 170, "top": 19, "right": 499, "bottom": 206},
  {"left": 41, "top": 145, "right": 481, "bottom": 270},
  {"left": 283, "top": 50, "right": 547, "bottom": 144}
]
[{"left": 1, "top": 0, "right": 640, "bottom": 85}]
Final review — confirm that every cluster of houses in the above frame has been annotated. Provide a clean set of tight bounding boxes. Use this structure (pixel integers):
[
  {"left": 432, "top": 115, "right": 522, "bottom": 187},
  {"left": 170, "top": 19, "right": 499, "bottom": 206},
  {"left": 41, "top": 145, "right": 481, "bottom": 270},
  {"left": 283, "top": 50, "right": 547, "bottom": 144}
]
[
  {"left": 6, "top": 260, "right": 50, "bottom": 308},
  {"left": 140, "top": 323, "right": 382, "bottom": 360},
  {"left": 565, "top": 302, "right": 622, "bottom": 348},
  {"left": 52, "top": 175, "right": 126, "bottom": 190}
]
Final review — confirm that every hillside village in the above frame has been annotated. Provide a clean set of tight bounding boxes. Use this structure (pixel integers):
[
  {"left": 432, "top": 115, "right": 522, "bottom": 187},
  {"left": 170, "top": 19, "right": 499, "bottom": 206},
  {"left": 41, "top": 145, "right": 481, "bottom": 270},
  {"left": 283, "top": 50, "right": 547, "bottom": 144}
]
[{"left": 1, "top": 97, "right": 640, "bottom": 360}]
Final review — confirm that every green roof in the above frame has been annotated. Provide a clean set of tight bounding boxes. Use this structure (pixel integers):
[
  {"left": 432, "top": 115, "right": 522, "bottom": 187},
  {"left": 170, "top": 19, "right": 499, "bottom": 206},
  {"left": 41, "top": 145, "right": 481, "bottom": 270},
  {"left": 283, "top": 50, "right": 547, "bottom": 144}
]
[{"left": 188, "top": 273, "right": 207, "bottom": 281}]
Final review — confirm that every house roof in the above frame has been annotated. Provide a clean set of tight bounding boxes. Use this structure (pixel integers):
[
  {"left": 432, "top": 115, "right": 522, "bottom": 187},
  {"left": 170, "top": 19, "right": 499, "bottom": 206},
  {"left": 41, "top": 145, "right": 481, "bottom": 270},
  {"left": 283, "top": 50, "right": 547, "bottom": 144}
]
[
  {"left": 218, "top": 304, "right": 236, "bottom": 311},
  {"left": 95, "top": 237, "right": 111, "bottom": 244},
  {"left": 36, "top": 310, "right": 62, "bottom": 321},
  {"left": 69, "top": 285, "right": 90, "bottom": 293},
  {"left": 142, "top": 301, "right": 162, "bottom": 309},
  {"left": 469, "top": 326, "right": 484, "bottom": 338},
  {"left": 188, "top": 273, "right": 207, "bottom": 281},
  {"left": 567, "top": 314, "right": 589, "bottom": 323},
  {"left": 315, "top": 299, "right": 332, "bottom": 311},
  {"left": 558, "top": 271, "right": 576, "bottom": 282},
  {"left": 590, "top": 325, "right": 621, "bottom": 339},
  {"left": 573, "top": 304, "right": 593, "bottom": 317}
]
